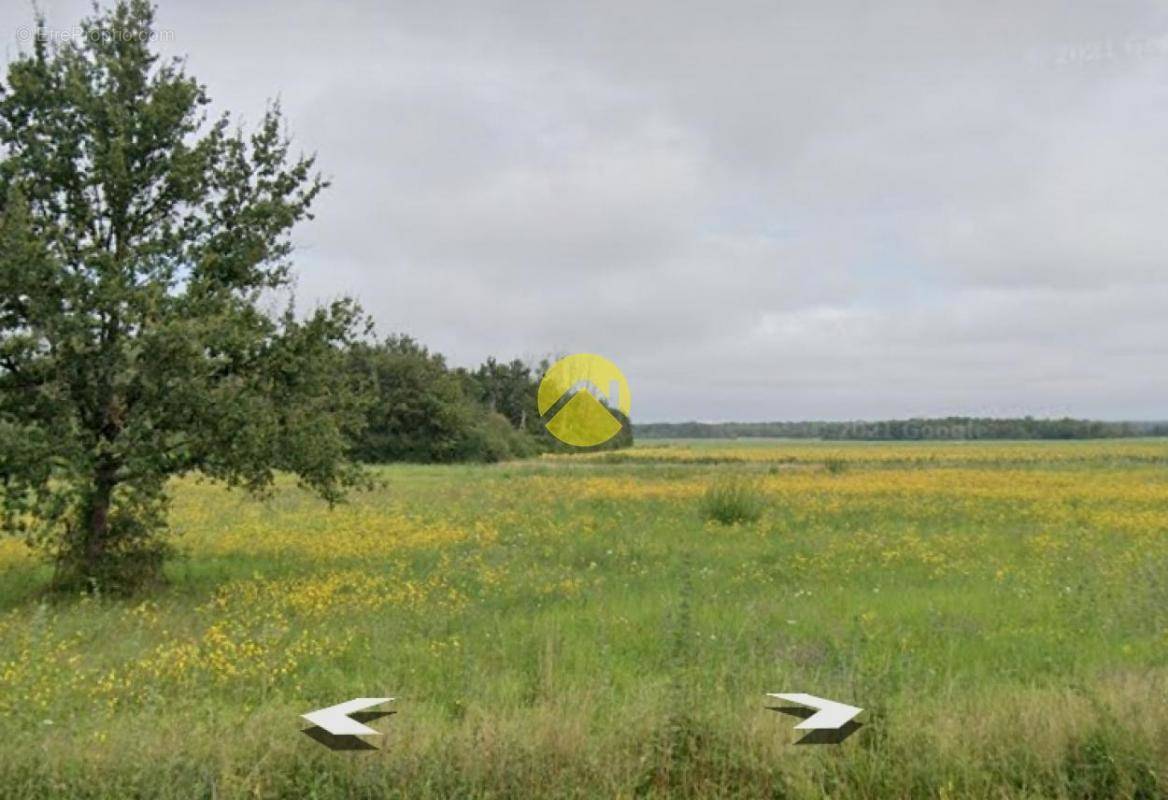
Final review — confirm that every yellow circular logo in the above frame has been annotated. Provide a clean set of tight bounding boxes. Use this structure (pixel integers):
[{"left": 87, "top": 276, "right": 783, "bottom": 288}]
[{"left": 537, "top": 354, "right": 631, "bottom": 447}]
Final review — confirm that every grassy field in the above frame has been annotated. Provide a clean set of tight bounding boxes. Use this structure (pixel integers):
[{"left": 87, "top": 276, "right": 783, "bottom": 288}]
[{"left": 2, "top": 439, "right": 1168, "bottom": 798}]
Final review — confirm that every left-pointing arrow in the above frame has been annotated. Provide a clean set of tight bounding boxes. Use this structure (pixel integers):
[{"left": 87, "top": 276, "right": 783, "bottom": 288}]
[{"left": 302, "top": 697, "right": 394, "bottom": 736}]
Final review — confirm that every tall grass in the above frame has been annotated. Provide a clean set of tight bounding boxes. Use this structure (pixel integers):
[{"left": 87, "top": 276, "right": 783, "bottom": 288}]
[
  {"left": 823, "top": 456, "right": 849, "bottom": 475},
  {"left": 2, "top": 439, "right": 1168, "bottom": 797},
  {"left": 699, "top": 475, "right": 766, "bottom": 524}
]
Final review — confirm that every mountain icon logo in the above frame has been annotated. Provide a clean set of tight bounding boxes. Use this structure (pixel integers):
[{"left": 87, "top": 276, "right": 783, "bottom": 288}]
[{"left": 537, "top": 354, "right": 631, "bottom": 447}]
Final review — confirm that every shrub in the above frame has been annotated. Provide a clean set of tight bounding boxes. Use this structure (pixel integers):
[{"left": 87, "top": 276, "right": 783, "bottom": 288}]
[
  {"left": 824, "top": 457, "right": 849, "bottom": 475},
  {"left": 699, "top": 476, "right": 766, "bottom": 525},
  {"left": 457, "top": 412, "right": 541, "bottom": 463}
]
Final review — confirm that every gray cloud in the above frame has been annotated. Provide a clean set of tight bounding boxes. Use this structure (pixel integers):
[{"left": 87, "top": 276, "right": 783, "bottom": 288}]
[{"left": 6, "top": 0, "right": 1168, "bottom": 419}]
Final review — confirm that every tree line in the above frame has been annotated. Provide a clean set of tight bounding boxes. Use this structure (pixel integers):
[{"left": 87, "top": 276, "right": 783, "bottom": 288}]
[
  {"left": 348, "top": 338, "right": 632, "bottom": 464},
  {"left": 635, "top": 418, "right": 1168, "bottom": 440}
]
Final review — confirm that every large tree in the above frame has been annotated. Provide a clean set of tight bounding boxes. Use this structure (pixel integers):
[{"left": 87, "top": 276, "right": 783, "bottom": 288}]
[{"left": 0, "top": 1, "right": 370, "bottom": 592}]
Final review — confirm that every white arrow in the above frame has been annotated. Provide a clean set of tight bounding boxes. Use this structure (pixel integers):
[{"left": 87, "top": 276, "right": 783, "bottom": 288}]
[
  {"left": 302, "top": 697, "right": 393, "bottom": 736},
  {"left": 767, "top": 693, "right": 862, "bottom": 730}
]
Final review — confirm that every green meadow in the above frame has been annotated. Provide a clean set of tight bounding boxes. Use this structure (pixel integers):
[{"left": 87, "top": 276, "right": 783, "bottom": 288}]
[{"left": 2, "top": 439, "right": 1167, "bottom": 798}]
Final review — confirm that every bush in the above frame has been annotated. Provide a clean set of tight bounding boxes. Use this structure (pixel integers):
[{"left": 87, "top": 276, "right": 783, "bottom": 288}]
[
  {"left": 699, "top": 476, "right": 766, "bottom": 525},
  {"left": 348, "top": 336, "right": 477, "bottom": 463},
  {"left": 457, "top": 412, "right": 541, "bottom": 463},
  {"left": 824, "top": 457, "right": 849, "bottom": 475}
]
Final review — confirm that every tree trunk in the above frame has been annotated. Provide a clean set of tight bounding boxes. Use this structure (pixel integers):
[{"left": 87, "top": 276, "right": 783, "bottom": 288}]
[
  {"left": 84, "top": 466, "right": 116, "bottom": 565},
  {"left": 54, "top": 463, "right": 118, "bottom": 592}
]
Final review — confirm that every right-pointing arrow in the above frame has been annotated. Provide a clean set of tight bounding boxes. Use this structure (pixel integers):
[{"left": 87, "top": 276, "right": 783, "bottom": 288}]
[{"left": 766, "top": 693, "right": 862, "bottom": 730}]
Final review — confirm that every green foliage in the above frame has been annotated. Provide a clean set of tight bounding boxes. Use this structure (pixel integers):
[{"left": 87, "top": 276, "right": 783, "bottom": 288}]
[
  {"left": 456, "top": 410, "right": 541, "bottom": 462},
  {"left": 698, "top": 475, "right": 766, "bottom": 525},
  {"left": 349, "top": 337, "right": 543, "bottom": 463},
  {"left": 467, "top": 357, "right": 541, "bottom": 433},
  {"left": 348, "top": 336, "right": 476, "bottom": 463},
  {"left": 351, "top": 343, "right": 634, "bottom": 464},
  {"left": 0, "top": 1, "right": 370, "bottom": 592}
]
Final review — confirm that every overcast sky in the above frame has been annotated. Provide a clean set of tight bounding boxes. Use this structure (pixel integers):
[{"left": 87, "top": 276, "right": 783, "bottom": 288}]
[{"left": 6, "top": 1, "right": 1168, "bottom": 421}]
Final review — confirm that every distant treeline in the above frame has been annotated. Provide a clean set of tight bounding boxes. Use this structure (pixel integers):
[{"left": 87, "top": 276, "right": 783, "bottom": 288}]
[
  {"left": 634, "top": 418, "right": 1168, "bottom": 441},
  {"left": 347, "top": 337, "right": 632, "bottom": 463},
  {"left": 349, "top": 339, "right": 1161, "bottom": 457}
]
